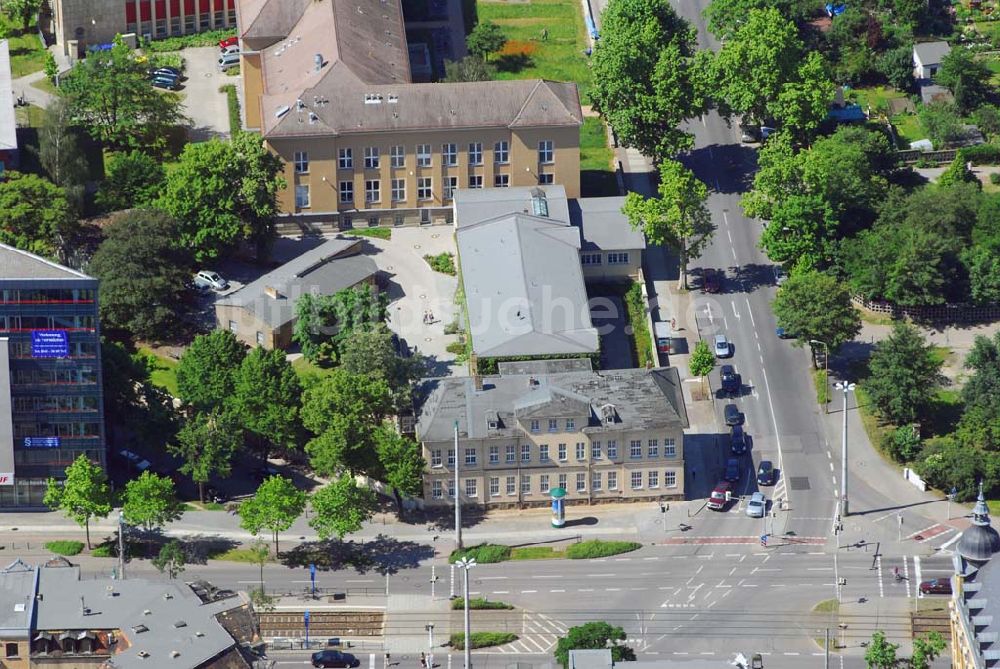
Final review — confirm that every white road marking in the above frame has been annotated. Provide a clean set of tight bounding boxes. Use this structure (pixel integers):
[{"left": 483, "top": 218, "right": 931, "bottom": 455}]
[
  {"left": 745, "top": 298, "right": 756, "bottom": 327},
  {"left": 915, "top": 556, "right": 923, "bottom": 599},
  {"left": 903, "top": 556, "right": 912, "bottom": 598},
  {"left": 877, "top": 555, "right": 884, "bottom": 598},
  {"left": 758, "top": 367, "right": 788, "bottom": 507}
]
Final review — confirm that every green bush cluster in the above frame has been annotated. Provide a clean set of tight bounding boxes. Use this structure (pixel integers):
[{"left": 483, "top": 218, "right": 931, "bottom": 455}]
[
  {"left": 451, "top": 597, "right": 515, "bottom": 610},
  {"left": 624, "top": 282, "right": 653, "bottom": 368},
  {"left": 91, "top": 545, "right": 115, "bottom": 557},
  {"left": 959, "top": 144, "right": 1000, "bottom": 165},
  {"left": 991, "top": 173, "right": 1000, "bottom": 186},
  {"left": 149, "top": 53, "right": 185, "bottom": 72},
  {"left": 144, "top": 28, "right": 236, "bottom": 52},
  {"left": 44, "top": 540, "right": 83, "bottom": 556},
  {"left": 424, "top": 252, "right": 457, "bottom": 275},
  {"left": 565, "top": 540, "right": 642, "bottom": 559},
  {"left": 219, "top": 84, "right": 241, "bottom": 135},
  {"left": 448, "top": 543, "right": 512, "bottom": 564},
  {"left": 449, "top": 632, "right": 518, "bottom": 649}
]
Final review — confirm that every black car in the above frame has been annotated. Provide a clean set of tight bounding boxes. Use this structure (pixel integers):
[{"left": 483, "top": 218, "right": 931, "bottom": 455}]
[
  {"left": 730, "top": 425, "right": 748, "bottom": 455},
  {"left": 724, "top": 457, "right": 741, "bottom": 482},
  {"left": 757, "top": 460, "right": 775, "bottom": 486},
  {"left": 152, "top": 66, "right": 181, "bottom": 79},
  {"left": 720, "top": 365, "right": 741, "bottom": 396},
  {"left": 312, "top": 651, "right": 360, "bottom": 668},
  {"left": 724, "top": 403, "right": 743, "bottom": 426}
]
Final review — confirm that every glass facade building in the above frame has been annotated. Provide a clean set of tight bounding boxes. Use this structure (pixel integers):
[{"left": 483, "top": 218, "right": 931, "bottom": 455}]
[{"left": 0, "top": 245, "right": 105, "bottom": 508}]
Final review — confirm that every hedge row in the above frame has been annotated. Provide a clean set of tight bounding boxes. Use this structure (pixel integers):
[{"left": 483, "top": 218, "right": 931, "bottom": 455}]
[
  {"left": 448, "top": 544, "right": 511, "bottom": 564},
  {"left": 451, "top": 597, "right": 515, "bottom": 610},
  {"left": 144, "top": 28, "right": 236, "bottom": 53},
  {"left": 565, "top": 540, "right": 642, "bottom": 559},
  {"left": 449, "top": 632, "right": 518, "bottom": 650},
  {"left": 959, "top": 144, "right": 1000, "bottom": 165},
  {"left": 219, "top": 83, "right": 241, "bottom": 135},
  {"left": 44, "top": 540, "right": 83, "bottom": 556}
]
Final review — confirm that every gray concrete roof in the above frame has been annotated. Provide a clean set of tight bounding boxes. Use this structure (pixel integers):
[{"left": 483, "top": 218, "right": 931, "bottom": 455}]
[
  {"left": 570, "top": 649, "right": 613, "bottom": 669},
  {"left": 217, "top": 237, "right": 377, "bottom": 328},
  {"left": 415, "top": 363, "right": 688, "bottom": 443},
  {"left": 454, "top": 185, "right": 571, "bottom": 229},
  {"left": 913, "top": 40, "right": 951, "bottom": 65},
  {"left": 456, "top": 213, "right": 598, "bottom": 358},
  {"left": 0, "top": 243, "right": 93, "bottom": 281},
  {"left": 34, "top": 564, "right": 243, "bottom": 669},
  {"left": 569, "top": 650, "right": 738, "bottom": 669},
  {"left": 569, "top": 197, "right": 646, "bottom": 252},
  {"left": 0, "top": 41, "right": 15, "bottom": 152},
  {"left": 0, "top": 559, "right": 36, "bottom": 637}
]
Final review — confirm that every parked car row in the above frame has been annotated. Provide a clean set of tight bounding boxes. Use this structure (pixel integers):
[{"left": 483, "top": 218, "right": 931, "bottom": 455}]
[{"left": 150, "top": 66, "right": 181, "bottom": 90}]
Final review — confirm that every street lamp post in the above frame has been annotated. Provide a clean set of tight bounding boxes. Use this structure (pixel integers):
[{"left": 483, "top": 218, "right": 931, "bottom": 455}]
[
  {"left": 834, "top": 381, "right": 856, "bottom": 516},
  {"left": 426, "top": 623, "right": 435, "bottom": 669},
  {"left": 118, "top": 511, "right": 126, "bottom": 581},
  {"left": 948, "top": 486, "right": 958, "bottom": 520},
  {"left": 809, "top": 340, "right": 830, "bottom": 414},
  {"left": 453, "top": 421, "right": 462, "bottom": 550},
  {"left": 456, "top": 557, "right": 476, "bottom": 669}
]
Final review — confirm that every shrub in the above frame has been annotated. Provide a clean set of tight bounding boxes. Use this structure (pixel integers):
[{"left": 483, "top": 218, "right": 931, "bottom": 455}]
[
  {"left": 443, "top": 321, "right": 461, "bottom": 335},
  {"left": 219, "top": 84, "right": 241, "bottom": 135},
  {"left": 624, "top": 282, "right": 653, "bottom": 368},
  {"left": 446, "top": 341, "right": 466, "bottom": 355},
  {"left": 813, "top": 369, "right": 831, "bottom": 406},
  {"left": 144, "top": 28, "right": 236, "bottom": 52},
  {"left": 959, "top": 144, "right": 1000, "bottom": 165},
  {"left": 451, "top": 597, "right": 515, "bottom": 610},
  {"left": 45, "top": 540, "right": 83, "bottom": 556},
  {"left": 149, "top": 53, "right": 185, "bottom": 72},
  {"left": 991, "top": 173, "right": 1000, "bottom": 185},
  {"left": 450, "top": 632, "right": 518, "bottom": 649},
  {"left": 424, "top": 252, "right": 457, "bottom": 275},
  {"left": 566, "top": 540, "right": 642, "bottom": 559},
  {"left": 91, "top": 545, "right": 115, "bottom": 557},
  {"left": 449, "top": 543, "right": 512, "bottom": 564}
]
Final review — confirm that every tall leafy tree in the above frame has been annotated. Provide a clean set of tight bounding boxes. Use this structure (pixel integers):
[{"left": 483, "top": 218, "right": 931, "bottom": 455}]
[
  {"left": 0, "top": 171, "right": 76, "bottom": 260},
  {"left": 465, "top": 21, "right": 506, "bottom": 60},
  {"left": 169, "top": 411, "right": 241, "bottom": 503},
  {"left": 772, "top": 270, "right": 861, "bottom": 354},
  {"left": 175, "top": 330, "right": 247, "bottom": 411},
  {"left": 758, "top": 194, "right": 837, "bottom": 269},
  {"left": 230, "top": 347, "right": 302, "bottom": 454},
  {"left": 293, "top": 286, "right": 388, "bottom": 365},
  {"left": 623, "top": 159, "right": 714, "bottom": 289},
  {"left": 152, "top": 540, "right": 187, "bottom": 579},
  {"left": 35, "top": 97, "right": 88, "bottom": 211},
  {"left": 100, "top": 341, "right": 177, "bottom": 448},
  {"left": 95, "top": 150, "right": 165, "bottom": 212},
  {"left": 443, "top": 56, "right": 496, "bottom": 82},
  {"left": 3, "top": 0, "right": 41, "bottom": 31},
  {"left": 771, "top": 52, "right": 835, "bottom": 145},
  {"left": 937, "top": 47, "right": 992, "bottom": 113},
  {"left": 590, "top": 0, "right": 705, "bottom": 162},
  {"left": 122, "top": 471, "right": 184, "bottom": 534},
  {"left": 88, "top": 209, "right": 190, "bottom": 341},
  {"left": 919, "top": 102, "right": 967, "bottom": 149},
  {"left": 238, "top": 476, "right": 307, "bottom": 554},
  {"left": 308, "top": 475, "right": 378, "bottom": 540},
  {"left": 864, "top": 323, "right": 944, "bottom": 425},
  {"left": 230, "top": 131, "right": 286, "bottom": 261},
  {"left": 43, "top": 454, "right": 112, "bottom": 549},
  {"left": 910, "top": 632, "right": 946, "bottom": 669},
  {"left": 554, "top": 622, "right": 635, "bottom": 668},
  {"left": 742, "top": 131, "right": 804, "bottom": 220},
  {"left": 373, "top": 425, "right": 426, "bottom": 511},
  {"left": 688, "top": 340, "right": 715, "bottom": 378},
  {"left": 965, "top": 247, "right": 1000, "bottom": 305},
  {"left": 863, "top": 631, "right": 898, "bottom": 669},
  {"left": 339, "top": 324, "right": 427, "bottom": 412}
]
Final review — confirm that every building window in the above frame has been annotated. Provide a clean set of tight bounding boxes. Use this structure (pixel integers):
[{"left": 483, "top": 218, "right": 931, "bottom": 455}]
[
  {"left": 468, "top": 142, "right": 483, "bottom": 165},
  {"left": 581, "top": 253, "right": 602, "bottom": 265},
  {"left": 447, "top": 449, "right": 455, "bottom": 466},
  {"left": 394, "top": 214, "right": 405, "bottom": 226},
  {"left": 576, "top": 473, "right": 586, "bottom": 492},
  {"left": 506, "top": 475, "right": 516, "bottom": 495},
  {"left": 591, "top": 441, "right": 602, "bottom": 459},
  {"left": 489, "top": 446, "right": 499, "bottom": 464},
  {"left": 558, "top": 473, "right": 567, "bottom": 490},
  {"left": 448, "top": 480, "right": 455, "bottom": 498},
  {"left": 468, "top": 174, "right": 483, "bottom": 189},
  {"left": 465, "top": 448, "right": 477, "bottom": 465},
  {"left": 294, "top": 151, "right": 309, "bottom": 173},
  {"left": 444, "top": 176, "right": 458, "bottom": 201},
  {"left": 665, "top": 470, "right": 677, "bottom": 487},
  {"left": 664, "top": 438, "right": 676, "bottom": 458},
  {"left": 338, "top": 148, "right": 353, "bottom": 169},
  {"left": 489, "top": 476, "right": 500, "bottom": 496},
  {"left": 630, "top": 440, "right": 642, "bottom": 459},
  {"left": 417, "top": 144, "right": 432, "bottom": 167},
  {"left": 648, "top": 471, "right": 659, "bottom": 488},
  {"left": 432, "top": 480, "right": 442, "bottom": 499},
  {"left": 607, "top": 440, "right": 618, "bottom": 459},
  {"left": 548, "top": 419, "right": 558, "bottom": 433},
  {"left": 592, "top": 472, "right": 602, "bottom": 490},
  {"left": 521, "top": 475, "right": 531, "bottom": 494},
  {"left": 566, "top": 418, "right": 575, "bottom": 430},
  {"left": 576, "top": 443, "right": 585, "bottom": 460},
  {"left": 365, "top": 179, "right": 381, "bottom": 203},
  {"left": 521, "top": 444, "right": 531, "bottom": 462},
  {"left": 390, "top": 145, "right": 405, "bottom": 168},
  {"left": 391, "top": 178, "right": 406, "bottom": 202},
  {"left": 364, "top": 147, "right": 380, "bottom": 169},
  {"left": 494, "top": 140, "right": 509, "bottom": 164},
  {"left": 608, "top": 471, "right": 618, "bottom": 490},
  {"left": 343, "top": 214, "right": 353, "bottom": 228},
  {"left": 431, "top": 450, "right": 442, "bottom": 467},
  {"left": 494, "top": 173, "right": 510, "bottom": 188},
  {"left": 529, "top": 419, "right": 540, "bottom": 433},
  {"left": 465, "top": 479, "right": 477, "bottom": 497},
  {"left": 540, "top": 474, "right": 549, "bottom": 493},
  {"left": 539, "top": 172, "right": 554, "bottom": 185},
  {"left": 443, "top": 143, "right": 458, "bottom": 166},
  {"left": 631, "top": 471, "right": 643, "bottom": 489},
  {"left": 608, "top": 252, "right": 630, "bottom": 265},
  {"left": 506, "top": 445, "right": 516, "bottom": 463},
  {"left": 295, "top": 184, "right": 310, "bottom": 208},
  {"left": 648, "top": 439, "right": 659, "bottom": 457},
  {"left": 539, "top": 444, "right": 549, "bottom": 462},
  {"left": 339, "top": 181, "right": 354, "bottom": 203},
  {"left": 558, "top": 443, "right": 567, "bottom": 461},
  {"left": 418, "top": 177, "right": 432, "bottom": 200},
  {"left": 5, "top": 642, "right": 18, "bottom": 658},
  {"left": 228, "top": 320, "right": 238, "bottom": 332},
  {"left": 538, "top": 140, "right": 554, "bottom": 164},
  {"left": 255, "top": 331, "right": 265, "bottom": 345}
]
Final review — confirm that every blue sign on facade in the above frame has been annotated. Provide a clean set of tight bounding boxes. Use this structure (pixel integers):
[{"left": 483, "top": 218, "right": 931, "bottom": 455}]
[
  {"left": 24, "top": 437, "right": 60, "bottom": 449},
  {"left": 31, "top": 331, "right": 69, "bottom": 358}
]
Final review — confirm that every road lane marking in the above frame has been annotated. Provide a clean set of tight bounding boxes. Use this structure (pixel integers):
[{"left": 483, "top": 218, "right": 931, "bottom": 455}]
[
  {"left": 531, "top": 575, "right": 563, "bottom": 579},
  {"left": 904, "top": 556, "right": 911, "bottom": 598},
  {"left": 745, "top": 298, "right": 756, "bottom": 327},
  {"left": 877, "top": 555, "right": 884, "bottom": 598},
  {"left": 480, "top": 576, "right": 508, "bottom": 580},
  {"left": 521, "top": 590, "right": 537, "bottom": 593}
]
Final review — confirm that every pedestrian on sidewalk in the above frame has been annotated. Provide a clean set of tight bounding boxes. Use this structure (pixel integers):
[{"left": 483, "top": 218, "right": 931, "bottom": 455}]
[{"left": 420, "top": 652, "right": 427, "bottom": 668}]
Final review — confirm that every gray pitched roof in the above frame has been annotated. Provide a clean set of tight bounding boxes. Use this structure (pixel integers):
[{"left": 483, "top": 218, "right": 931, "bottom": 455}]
[
  {"left": 913, "top": 40, "right": 951, "bottom": 65},
  {"left": 454, "top": 185, "right": 571, "bottom": 230},
  {"left": 0, "top": 559, "right": 36, "bottom": 636},
  {"left": 569, "top": 197, "right": 646, "bottom": 252},
  {"left": 457, "top": 213, "right": 598, "bottom": 357},
  {"left": 0, "top": 41, "right": 15, "bottom": 152},
  {"left": 217, "top": 237, "right": 377, "bottom": 328},
  {"left": 0, "top": 243, "right": 93, "bottom": 281},
  {"left": 415, "top": 364, "right": 688, "bottom": 442}
]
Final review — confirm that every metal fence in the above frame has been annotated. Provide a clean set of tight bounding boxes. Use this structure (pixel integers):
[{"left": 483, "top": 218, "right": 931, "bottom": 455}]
[{"left": 852, "top": 295, "right": 1000, "bottom": 323}]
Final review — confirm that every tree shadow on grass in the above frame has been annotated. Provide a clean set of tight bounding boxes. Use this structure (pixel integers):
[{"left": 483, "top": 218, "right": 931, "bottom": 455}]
[
  {"left": 281, "top": 534, "right": 434, "bottom": 575},
  {"left": 495, "top": 54, "right": 533, "bottom": 73}
]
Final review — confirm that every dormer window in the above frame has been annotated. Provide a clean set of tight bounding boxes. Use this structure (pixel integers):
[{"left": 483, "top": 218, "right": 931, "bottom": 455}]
[
  {"left": 364, "top": 93, "right": 383, "bottom": 105},
  {"left": 486, "top": 411, "right": 500, "bottom": 431},
  {"left": 601, "top": 404, "right": 617, "bottom": 424}
]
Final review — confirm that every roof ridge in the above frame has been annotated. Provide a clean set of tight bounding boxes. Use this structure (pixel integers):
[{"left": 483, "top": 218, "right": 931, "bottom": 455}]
[{"left": 510, "top": 80, "right": 545, "bottom": 128}]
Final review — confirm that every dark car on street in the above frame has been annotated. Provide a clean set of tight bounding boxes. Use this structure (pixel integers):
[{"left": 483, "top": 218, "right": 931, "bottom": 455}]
[
  {"left": 757, "top": 460, "right": 775, "bottom": 486},
  {"left": 919, "top": 578, "right": 952, "bottom": 595},
  {"left": 724, "top": 457, "right": 741, "bottom": 482},
  {"left": 724, "top": 403, "right": 743, "bottom": 426},
  {"left": 730, "top": 425, "right": 748, "bottom": 455},
  {"left": 703, "top": 268, "right": 722, "bottom": 293},
  {"left": 312, "top": 651, "right": 360, "bottom": 668},
  {"left": 720, "top": 365, "right": 741, "bottom": 396}
]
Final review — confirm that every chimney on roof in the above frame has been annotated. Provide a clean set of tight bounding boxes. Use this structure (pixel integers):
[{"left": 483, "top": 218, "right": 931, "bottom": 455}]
[
  {"left": 314, "top": 53, "right": 323, "bottom": 72},
  {"left": 264, "top": 286, "right": 282, "bottom": 299},
  {"left": 474, "top": 374, "right": 483, "bottom": 391},
  {"left": 528, "top": 377, "right": 539, "bottom": 388}
]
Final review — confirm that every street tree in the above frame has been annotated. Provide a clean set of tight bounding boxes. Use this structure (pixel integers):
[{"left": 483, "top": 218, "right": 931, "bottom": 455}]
[
  {"left": 248, "top": 540, "right": 270, "bottom": 593},
  {"left": 238, "top": 475, "right": 307, "bottom": 555},
  {"left": 3, "top": 0, "right": 41, "bottom": 31},
  {"left": 554, "top": 622, "right": 636, "bottom": 668},
  {"left": 800, "top": 126, "right": 892, "bottom": 223},
  {"left": 176, "top": 330, "right": 247, "bottom": 411},
  {"left": 302, "top": 369, "right": 394, "bottom": 477},
  {"left": 742, "top": 131, "right": 804, "bottom": 221},
  {"left": 293, "top": 286, "right": 388, "bottom": 365},
  {"left": 623, "top": 159, "right": 713, "bottom": 290},
  {"left": 864, "top": 630, "right": 898, "bottom": 669},
  {"left": 308, "top": 475, "right": 379, "bottom": 540},
  {"left": 465, "top": 21, "right": 506, "bottom": 60},
  {"left": 249, "top": 588, "right": 276, "bottom": 612},
  {"left": 965, "top": 247, "right": 1000, "bottom": 304},
  {"left": 95, "top": 150, "right": 165, "bottom": 212},
  {"left": 229, "top": 347, "right": 302, "bottom": 455},
  {"left": 60, "top": 36, "right": 184, "bottom": 151},
  {"left": 771, "top": 52, "right": 835, "bottom": 145},
  {"left": 688, "top": 340, "right": 715, "bottom": 379},
  {"left": 962, "top": 332, "right": 1000, "bottom": 411},
  {"left": 865, "top": 322, "right": 944, "bottom": 425},
  {"left": 152, "top": 540, "right": 187, "bottom": 579},
  {"left": 589, "top": 0, "right": 705, "bottom": 161},
  {"left": 101, "top": 341, "right": 177, "bottom": 448},
  {"left": 937, "top": 47, "right": 992, "bottom": 113},
  {"left": 373, "top": 425, "right": 426, "bottom": 512},
  {"left": 938, "top": 156, "right": 980, "bottom": 189},
  {"left": 772, "top": 270, "right": 861, "bottom": 355},
  {"left": 36, "top": 97, "right": 88, "bottom": 211},
  {"left": 443, "top": 56, "right": 496, "bottom": 82},
  {"left": 43, "top": 454, "right": 112, "bottom": 549},
  {"left": 910, "top": 632, "right": 946, "bottom": 669},
  {"left": 230, "top": 131, "right": 286, "bottom": 261},
  {"left": 169, "top": 411, "right": 241, "bottom": 503},
  {"left": 122, "top": 470, "right": 184, "bottom": 535},
  {"left": 339, "top": 324, "right": 427, "bottom": 412},
  {"left": 0, "top": 171, "right": 76, "bottom": 260},
  {"left": 758, "top": 194, "right": 837, "bottom": 270},
  {"left": 88, "top": 209, "right": 190, "bottom": 341}
]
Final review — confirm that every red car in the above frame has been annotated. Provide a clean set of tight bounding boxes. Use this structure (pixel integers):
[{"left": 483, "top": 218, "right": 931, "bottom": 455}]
[
  {"left": 919, "top": 579, "right": 952, "bottom": 595},
  {"left": 707, "top": 481, "right": 732, "bottom": 511},
  {"left": 219, "top": 36, "right": 238, "bottom": 50}
]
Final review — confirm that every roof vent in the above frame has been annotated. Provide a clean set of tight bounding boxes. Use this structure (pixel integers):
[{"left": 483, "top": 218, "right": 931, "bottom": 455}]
[
  {"left": 132, "top": 625, "right": 149, "bottom": 634},
  {"left": 264, "top": 286, "right": 283, "bottom": 300},
  {"left": 275, "top": 105, "right": 290, "bottom": 119},
  {"left": 357, "top": 4, "right": 364, "bottom": 13},
  {"left": 388, "top": 94, "right": 398, "bottom": 103},
  {"left": 314, "top": 53, "right": 323, "bottom": 72},
  {"left": 171, "top": 650, "right": 181, "bottom": 658},
  {"left": 138, "top": 650, "right": 150, "bottom": 658},
  {"left": 365, "top": 93, "right": 383, "bottom": 105},
  {"left": 309, "top": 112, "right": 319, "bottom": 124},
  {"left": 143, "top": 609, "right": 152, "bottom": 616},
  {"left": 14, "top": 603, "right": 25, "bottom": 612},
  {"left": 173, "top": 620, "right": 187, "bottom": 628},
  {"left": 195, "top": 632, "right": 205, "bottom": 638},
  {"left": 163, "top": 593, "right": 173, "bottom": 600},
  {"left": 296, "top": 99, "right": 304, "bottom": 110}
]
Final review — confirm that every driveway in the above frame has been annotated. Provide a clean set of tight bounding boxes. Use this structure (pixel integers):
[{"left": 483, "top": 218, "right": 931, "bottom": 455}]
[{"left": 174, "top": 46, "right": 232, "bottom": 140}]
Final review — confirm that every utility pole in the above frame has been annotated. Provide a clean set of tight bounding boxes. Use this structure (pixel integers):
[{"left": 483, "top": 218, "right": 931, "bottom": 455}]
[
  {"left": 426, "top": 623, "right": 435, "bottom": 669},
  {"left": 118, "top": 511, "right": 126, "bottom": 581},
  {"left": 824, "top": 629, "right": 830, "bottom": 669},
  {"left": 456, "top": 557, "right": 476, "bottom": 669},
  {"left": 454, "top": 420, "right": 462, "bottom": 550},
  {"left": 834, "top": 381, "right": 855, "bottom": 516}
]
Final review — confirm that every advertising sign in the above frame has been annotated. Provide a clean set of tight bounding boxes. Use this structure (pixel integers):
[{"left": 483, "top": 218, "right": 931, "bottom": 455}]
[
  {"left": 24, "top": 436, "right": 60, "bottom": 449},
  {"left": 0, "top": 473, "right": 12, "bottom": 486},
  {"left": 31, "top": 331, "right": 69, "bottom": 358}
]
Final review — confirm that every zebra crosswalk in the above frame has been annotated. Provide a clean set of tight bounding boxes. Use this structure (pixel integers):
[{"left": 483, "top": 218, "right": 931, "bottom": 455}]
[{"left": 491, "top": 611, "right": 568, "bottom": 654}]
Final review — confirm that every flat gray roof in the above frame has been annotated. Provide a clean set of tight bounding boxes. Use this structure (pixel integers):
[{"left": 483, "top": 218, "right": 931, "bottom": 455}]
[
  {"left": 913, "top": 40, "right": 951, "bottom": 65},
  {"left": 569, "top": 197, "right": 646, "bottom": 252},
  {"left": 0, "top": 40, "right": 14, "bottom": 153},
  {"left": 0, "top": 243, "right": 94, "bottom": 281},
  {"left": 0, "top": 559, "right": 36, "bottom": 636},
  {"left": 454, "top": 185, "right": 571, "bottom": 229}
]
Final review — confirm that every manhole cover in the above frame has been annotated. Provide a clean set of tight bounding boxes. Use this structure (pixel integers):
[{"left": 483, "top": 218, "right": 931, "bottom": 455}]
[
  {"left": 419, "top": 294, "right": 427, "bottom": 299},
  {"left": 432, "top": 234, "right": 440, "bottom": 239},
  {"left": 414, "top": 244, "right": 422, "bottom": 249},
  {"left": 789, "top": 476, "right": 811, "bottom": 491},
  {"left": 387, "top": 266, "right": 393, "bottom": 271},
  {"left": 425, "top": 337, "right": 432, "bottom": 342}
]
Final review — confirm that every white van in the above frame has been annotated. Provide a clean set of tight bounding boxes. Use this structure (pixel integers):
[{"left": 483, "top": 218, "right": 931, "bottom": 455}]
[
  {"left": 221, "top": 43, "right": 240, "bottom": 56},
  {"left": 218, "top": 52, "right": 240, "bottom": 70}
]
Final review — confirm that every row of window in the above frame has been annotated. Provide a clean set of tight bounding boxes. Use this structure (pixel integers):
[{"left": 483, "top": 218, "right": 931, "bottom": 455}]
[
  {"left": 12, "top": 421, "right": 102, "bottom": 439},
  {"left": 12, "top": 395, "right": 100, "bottom": 414},
  {"left": 7, "top": 341, "right": 97, "bottom": 359},
  {"left": 0, "top": 289, "right": 95, "bottom": 304},
  {"left": 304, "top": 141, "right": 554, "bottom": 174},
  {"left": 581, "top": 252, "right": 631, "bottom": 266},
  {"left": 12, "top": 368, "right": 97, "bottom": 386},
  {"left": 125, "top": 10, "right": 235, "bottom": 38},
  {"left": 431, "top": 469, "right": 678, "bottom": 499},
  {"left": 0, "top": 315, "right": 97, "bottom": 331},
  {"left": 430, "top": 439, "right": 677, "bottom": 467}
]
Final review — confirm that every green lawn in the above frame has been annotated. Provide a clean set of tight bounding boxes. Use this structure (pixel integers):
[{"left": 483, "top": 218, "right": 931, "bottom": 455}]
[
  {"left": 139, "top": 347, "right": 180, "bottom": 397},
  {"left": 891, "top": 113, "right": 924, "bottom": 148},
  {"left": 580, "top": 115, "right": 618, "bottom": 197},
  {"left": 3, "top": 21, "right": 48, "bottom": 77},
  {"left": 31, "top": 77, "right": 56, "bottom": 95},
  {"left": 479, "top": 0, "right": 592, "bottom": 98},
  {"left": 847, "top": 85, "right": 908, "bottom": 115}
]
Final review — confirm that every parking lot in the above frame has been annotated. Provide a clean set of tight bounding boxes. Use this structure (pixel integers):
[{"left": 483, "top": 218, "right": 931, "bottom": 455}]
[{"left": 174, "top": 46, "right": 234, "bottom": 139}]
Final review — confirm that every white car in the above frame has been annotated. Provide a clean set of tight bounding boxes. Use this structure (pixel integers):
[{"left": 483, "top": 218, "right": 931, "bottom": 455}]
[
  {"left": 773, "top": 266, "right": 788, "bottom": 286},
  {"left": 714, "top": 334, "right": 731, "bottom": 358},
  {"left": 745, "top": 492, "right": 766, "bottom": 518},
  {"left": 194, "top": 270, "right": 229, "bottom": 291}
]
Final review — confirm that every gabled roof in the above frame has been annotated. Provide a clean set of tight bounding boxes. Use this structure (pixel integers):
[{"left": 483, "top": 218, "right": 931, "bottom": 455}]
[
  {"left": 0, "top": 243, "right": 93, "bottom": 281},
  {"left": 913, "top": 40, "right": 951, "bottom": 65},
  {"left": 513, "top": 385, "right": 593, "bottom": 418}
]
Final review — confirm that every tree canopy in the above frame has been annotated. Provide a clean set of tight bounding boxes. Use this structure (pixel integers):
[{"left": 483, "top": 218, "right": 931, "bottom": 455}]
[
  {"left": 308, "top": 475, "right": 379, "bottom": 540},
  {"left": 96, "top": 150, "right": 165, "bottom": 212},
  {"left": 169, "top": 410, "right": 241, "bottom": 502},
  {"left": 176, "top": 330, "right": 247, "bottom": 411},
  {"left": 554, "top": 622, "right": 636, "bottom": 668},
  {"left": 238, "top": 476, "right": 307, "bottom": 554},
  {"left": 43, "top": 454, "right": 112, "bottom": 549},
  {"left": 122, "top": 470, "right": 184, "bottom": 533},
  {"left": 293, "top": 286, "right": 388, "bottom": 366},
  {"left": 466, "top": 21, "right": 507, "bottom": 60},
  {"left": 772, "top": 269, "right": 861, "bottom": 352},
  {"left": 865, "top": 322, "right": 944, "bottom": 425},
  {"left": 229, "top": 347, "right": 302, "bottom": 455},
  {"left": 0, "top": 171, "right": 76, "bottom": 260},
  {"left": 339, "top": 324, "right": 427, "bottom": 412}
]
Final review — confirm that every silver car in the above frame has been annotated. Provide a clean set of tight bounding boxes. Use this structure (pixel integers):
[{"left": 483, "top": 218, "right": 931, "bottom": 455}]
[
  {"left": 194, "top": 270, "right": 229, "bottom": 291},
  {"left": 773, "top": 266, "right": 788, "bottom": 286},
  {"left": 714, "top": 334, "right": 731, "bottom": 358},
  {"left": 745, "top": 492, "right": 766, "bottom": 518}
]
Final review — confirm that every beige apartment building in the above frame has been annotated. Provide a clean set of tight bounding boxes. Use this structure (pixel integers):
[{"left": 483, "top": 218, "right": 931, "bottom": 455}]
[
  {"left": 236, "top": 0, "right": 582, "bottom": 227},
  {"left": 415, "top": 359, "right": 689, "bottom": 509}
]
